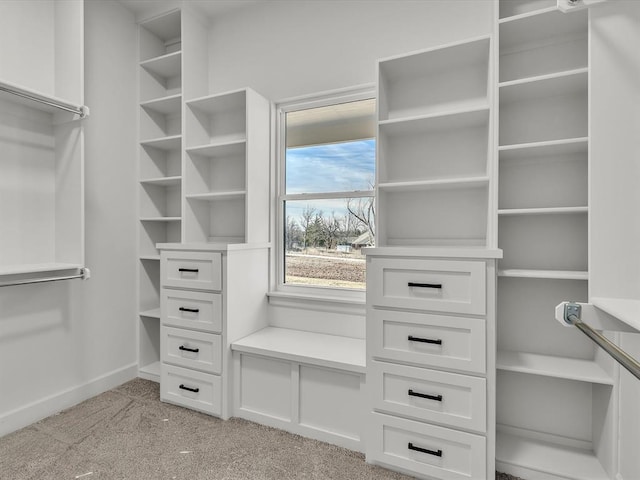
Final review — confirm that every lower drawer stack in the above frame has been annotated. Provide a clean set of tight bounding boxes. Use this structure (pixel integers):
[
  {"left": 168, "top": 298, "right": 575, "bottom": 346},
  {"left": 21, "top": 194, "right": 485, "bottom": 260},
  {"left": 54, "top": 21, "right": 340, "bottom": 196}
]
[{"left": 365, "top": 248, "right": 500, "bottom": 480}]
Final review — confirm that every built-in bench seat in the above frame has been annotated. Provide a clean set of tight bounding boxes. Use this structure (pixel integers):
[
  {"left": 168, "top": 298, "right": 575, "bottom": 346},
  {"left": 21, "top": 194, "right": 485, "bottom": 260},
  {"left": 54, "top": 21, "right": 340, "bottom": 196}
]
[
  {"left": 231, "top": 326, "right": 366, "bottom": 373},
  {"left": 230, "top": 326, "right": 366, "bottom": 452}
]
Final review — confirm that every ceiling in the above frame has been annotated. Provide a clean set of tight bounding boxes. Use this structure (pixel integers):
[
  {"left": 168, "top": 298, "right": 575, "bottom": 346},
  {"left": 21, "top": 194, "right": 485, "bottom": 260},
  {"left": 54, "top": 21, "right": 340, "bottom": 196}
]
[{"left": 117, "top": 0, "right": 265, "bottom": 20}]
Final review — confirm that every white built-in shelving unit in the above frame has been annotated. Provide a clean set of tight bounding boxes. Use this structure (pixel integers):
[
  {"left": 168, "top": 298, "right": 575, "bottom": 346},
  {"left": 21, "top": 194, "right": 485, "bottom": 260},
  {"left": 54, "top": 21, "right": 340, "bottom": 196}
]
[
  {"left": 0, "top": 1, "right": 86, "bottom": 283},
  {"left": 137, "top": 9, "right": 183, "bottom": 381},
  {"left": 136, "top": 8, "right": 270, "bottom": 383},
  {"left": 495, "top": 2, "right": 614, "bottom": 478},
  {"left": 375, "top": 36, "right": 493, "bottom": 247}
]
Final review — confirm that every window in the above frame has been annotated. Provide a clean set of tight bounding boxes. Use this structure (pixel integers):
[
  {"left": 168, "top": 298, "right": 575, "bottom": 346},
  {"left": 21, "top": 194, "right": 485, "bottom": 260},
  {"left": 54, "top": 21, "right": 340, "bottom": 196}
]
[{"left": 277, "top": 89, "right": 376, "bottom": 293}]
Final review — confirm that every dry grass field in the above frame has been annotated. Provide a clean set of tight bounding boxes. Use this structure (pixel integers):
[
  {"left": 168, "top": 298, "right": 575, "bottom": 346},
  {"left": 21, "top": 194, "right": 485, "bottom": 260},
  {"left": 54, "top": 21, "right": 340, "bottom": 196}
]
[{"left": 285, "top": 250, "right": 366, "bottom": 289}]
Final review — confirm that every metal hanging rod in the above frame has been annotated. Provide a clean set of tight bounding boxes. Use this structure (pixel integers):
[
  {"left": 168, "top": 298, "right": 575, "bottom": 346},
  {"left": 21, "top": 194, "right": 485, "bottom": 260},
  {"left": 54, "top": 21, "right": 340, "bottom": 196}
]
[
  {"left": 0, "top": 268, "right": 91, "bottom": 288},
  {"left": 561, "top": 303, "right": 640, "bottom": 381},
  {"left": 0, "top": 81, "right": 89, "bottom": 118}
]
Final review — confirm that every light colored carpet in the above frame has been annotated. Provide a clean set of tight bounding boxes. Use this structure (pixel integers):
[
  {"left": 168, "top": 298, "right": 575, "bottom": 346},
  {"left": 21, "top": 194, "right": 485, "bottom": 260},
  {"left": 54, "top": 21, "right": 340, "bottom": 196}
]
[{"left": 0, "top": 378, "right": 524, "bottom": 479}]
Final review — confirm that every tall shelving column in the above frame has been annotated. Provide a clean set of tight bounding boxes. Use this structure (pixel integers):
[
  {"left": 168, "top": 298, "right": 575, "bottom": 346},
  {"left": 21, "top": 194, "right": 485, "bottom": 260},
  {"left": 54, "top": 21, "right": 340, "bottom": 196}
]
[
  {"left": 495, "top": 2, "right": 615, "bottom": 479},
  {"left": 376, "top": 36, "right": 494, "bottom": 248},
  {"left": 137, "top": 9, "right": 183, "bottom": 382}
]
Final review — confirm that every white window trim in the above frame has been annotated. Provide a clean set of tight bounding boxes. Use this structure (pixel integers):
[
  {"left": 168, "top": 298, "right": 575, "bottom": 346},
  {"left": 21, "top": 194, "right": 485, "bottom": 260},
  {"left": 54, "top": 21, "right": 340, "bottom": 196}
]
[{"left": 272, "top": 84, "right": 376, "bottom": 303}]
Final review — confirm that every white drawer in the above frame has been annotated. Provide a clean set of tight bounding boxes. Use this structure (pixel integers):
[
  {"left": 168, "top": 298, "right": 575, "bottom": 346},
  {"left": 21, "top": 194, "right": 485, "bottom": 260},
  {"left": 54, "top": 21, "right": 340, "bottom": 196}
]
[
  {"left": 161, "top": 326, "right": 222, "bottom": 374},
  {"left": 161, "top": 251, "right": 222, "bottom": 291},
  {"left": 369, "top": 412, "right": 486, "bottom": 480},
  {"left": 161, "top": 364, "right": 221, "bottom": 416},
  {"left": 368, "top": 308, "right": 486, "bottom": 374},
  {"left": 161, "top": 288, "right": 222, "bottom": 333},
  {"left": 370, "top": 361, "right": 486, "bottom": 433},
  {"left": 368, "top": 257, "right": 486, "bottom": 315}
]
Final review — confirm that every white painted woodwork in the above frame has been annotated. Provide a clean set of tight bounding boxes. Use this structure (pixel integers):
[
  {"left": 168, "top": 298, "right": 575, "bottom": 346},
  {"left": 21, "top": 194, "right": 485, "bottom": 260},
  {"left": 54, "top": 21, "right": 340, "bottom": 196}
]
[
  {"left": 370, "top": 360, "right": 487, "bottom": 433},
  {"left": 161, "top": 288, "right": 222, "bottom": 332},
  {"left": 375, "top": 35, "right": 494, "bottom": 249},
  {"left": 369, "top": 309, "right": 486, "bottom": 374},
  {"left": 369, "top": 412, "right": 487, "bottom": 480},
  {"left": 366, "top": 248, "right": 497, "bottom": 479},
  {"left": 161, "top": 326, "right": 222, "bottom": 374},
  {"left": 158, "top": 245, "right": 269, "bottom": 420},
  {"left": 368, "top": 257, "right": 486, "bottom": 315},
  {"left": 232, "top": 326, "right": 365, "bottom": 374},
  {"left": 161, "top": 364, "right": 222, "bottom": 416},
  {"left": 161, "top": 250, "right": 222, "bottom": 291}
]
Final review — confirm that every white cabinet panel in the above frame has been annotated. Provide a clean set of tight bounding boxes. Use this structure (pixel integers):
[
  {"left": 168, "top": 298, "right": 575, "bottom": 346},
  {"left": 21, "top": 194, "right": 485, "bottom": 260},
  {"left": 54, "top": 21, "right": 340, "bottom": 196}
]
[
  {"left": 369, "top": 308, "right": 486, "bottom": 374},
  {"left": 161, "top": 250, "right": 222, "bottom": 291},
  {"left": 370, "top": 412, "right": 486, "bottom": 480},
  {"left": 370, "top": 361, "right": 486, "bottom": 433},
  {"left": 161, "top": 326, "right": 222, "bottom": 374},
  {"left": 368, "top": 257, "right": 486, "bottom": 315},
  {"left": 161, "top": 364, "right": 221, "bottom": 416},
  {"left": 161, "top": 288, "right": 222, "bottom": 333}
]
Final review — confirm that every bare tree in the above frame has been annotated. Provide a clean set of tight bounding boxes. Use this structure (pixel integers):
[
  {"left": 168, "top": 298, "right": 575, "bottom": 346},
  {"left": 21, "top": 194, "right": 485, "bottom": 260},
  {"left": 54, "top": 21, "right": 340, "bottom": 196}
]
[
  {"left": 321, "top": 212, "right": 343, "bottom": 250},
  {"left": 347, "top": 196, "right": 375, "bottom": 242},
  {"left": 285, "top": 216, "right": 302, "bottom": 250}
]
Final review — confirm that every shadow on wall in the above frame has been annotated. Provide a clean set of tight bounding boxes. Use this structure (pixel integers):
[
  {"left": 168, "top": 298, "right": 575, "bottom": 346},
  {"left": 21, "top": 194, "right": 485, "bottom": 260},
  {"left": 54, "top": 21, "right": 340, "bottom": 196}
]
[{"left": 0, "top": 281, "right": 72, "bottom": 343}]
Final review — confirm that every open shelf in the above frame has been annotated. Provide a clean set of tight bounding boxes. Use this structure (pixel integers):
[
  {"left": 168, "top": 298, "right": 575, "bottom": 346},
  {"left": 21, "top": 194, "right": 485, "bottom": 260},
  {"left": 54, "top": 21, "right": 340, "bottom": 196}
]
[
  {"left": 139, "top": 9, "right": 181, "bottom": 62},
  {"left": 498, "top": 269, "right": 588, "bottom": 281},
  {"left": 498, "top": 1, "right": 555, "bottom": 20},
  {"left": 378, "top": 176, "right": 489, "bottom": 192},
  {"left": 379, "top": 106, "right": 489, "bottom": 136},
  {"left": 186, "top": 191, "right": 246, "bottom": 201},
  {"left": 140, "top": 93, "right": 182, "bottom": 115},
  {"left": 140, "top": 308, "right": 161, "bottom": 319},
  {"left": 139, "top": 175, "right": 181, "bottom": 187},
  {"left": 186, "top": 90, "right": 247, "bottom": 147},
  {"left": 499, "top": 137, "right": 588, "bottom": 159},
  {"left": 499, "top": 68, "right": 587, "bottom": 103},
  {"left": 497, "top": 350, "right": 613, "bottom": 385},
  {"left": 591, "top": 297, "right": 640, "bottom": 333},
  {"left": 499, "top": 8, "right": 587, "bottom": 83},
  {"left": 140, "top": 51, "right": 181, "bottom": 78},
  {"left": 496, "top": 431, "right": 610, "bottom": 480},
  {"left": 378, "top": 36, "right": 490, "bottom": 121},
  {"left": 498, "top": 206, "right": 588, "bottom": 216},
  {"left": 139, "top": 134, "right": 181, "bottom": 151}
]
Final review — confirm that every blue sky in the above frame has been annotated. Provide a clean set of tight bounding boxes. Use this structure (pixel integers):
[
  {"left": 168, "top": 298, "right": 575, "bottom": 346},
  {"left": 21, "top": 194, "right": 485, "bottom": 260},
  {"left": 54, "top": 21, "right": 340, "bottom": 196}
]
[
  {"left": 284, "top": 139, "right": 375, "bottom": 221},
  {"left": 286, "top": 139, "right": 375, "bottom": 194}
]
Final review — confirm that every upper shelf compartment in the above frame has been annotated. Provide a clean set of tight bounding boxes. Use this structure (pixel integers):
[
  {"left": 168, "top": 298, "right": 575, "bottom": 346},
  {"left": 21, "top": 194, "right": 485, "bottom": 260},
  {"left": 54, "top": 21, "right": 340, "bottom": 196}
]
[
  {"left": 186, "top": 89, "right": 247, "bottom": 148},
  {"left": 499, "top": 0, "right": 555, "bottom": 19},
  {"left": 378, "top": 36, "right": 491, "bottom": 121},
  {"left": 499, "top": 8, "right": 588, "bottom": 83},
  {"left": 139, "top": 9, "right": 181, "bottom": 62}
]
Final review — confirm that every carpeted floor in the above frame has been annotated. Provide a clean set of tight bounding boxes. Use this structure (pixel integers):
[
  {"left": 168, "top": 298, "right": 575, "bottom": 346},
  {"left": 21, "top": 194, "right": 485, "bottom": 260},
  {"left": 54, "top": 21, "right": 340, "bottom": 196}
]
[{"left": 0, "top": 378, "right": 524, "bottom": 479}]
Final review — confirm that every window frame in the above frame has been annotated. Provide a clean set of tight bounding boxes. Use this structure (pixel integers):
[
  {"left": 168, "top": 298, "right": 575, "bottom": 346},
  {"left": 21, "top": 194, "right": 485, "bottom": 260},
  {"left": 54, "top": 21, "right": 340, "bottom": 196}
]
[{"left": 275, "top": 85, "right": 376, "bottom": 300}]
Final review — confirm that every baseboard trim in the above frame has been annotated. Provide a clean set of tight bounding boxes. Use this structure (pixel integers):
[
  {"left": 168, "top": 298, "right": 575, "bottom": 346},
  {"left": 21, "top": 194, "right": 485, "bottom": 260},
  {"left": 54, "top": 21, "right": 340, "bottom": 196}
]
[{"left": 0, "top": 363, "right": 137, "bottom": 438}]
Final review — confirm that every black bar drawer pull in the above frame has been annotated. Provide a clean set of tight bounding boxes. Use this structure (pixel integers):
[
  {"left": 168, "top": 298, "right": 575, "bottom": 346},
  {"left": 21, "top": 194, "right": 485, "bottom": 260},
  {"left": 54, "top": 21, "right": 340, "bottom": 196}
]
[
  {"left": 179, "top": 307, "right": 200, "bottom": 313},
  {"left": 179, "top": 384, "right": 199, "bottom": 393},
  {"left": 408, "top": 442, "right": 442, "bottom": 457},
  {"left": 179, "top": 345, "right": 199, "bottom": 353},
  {"left": 408, "top": 282, "right": 442, "bottom": 289},
  {"left": 178, "top": 268, "right": 199, "bottom": 273},
  {"left": 408, "top": 389, "right": 443, "bottom": 402},
  {"left": 408, "top": 335, "right": 442, "bottom": 345}
]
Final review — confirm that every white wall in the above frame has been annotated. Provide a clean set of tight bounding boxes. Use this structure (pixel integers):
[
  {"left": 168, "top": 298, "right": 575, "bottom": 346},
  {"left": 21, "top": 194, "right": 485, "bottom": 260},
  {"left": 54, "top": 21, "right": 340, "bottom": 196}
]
[
  {"left": 208, "top": 0, "right": 494, "bottom": 101},
  {"left": 206, "top": 0, "right": 494, "bottom": 337},
  {"left": 0, "top": 0, "right": 138, "bottom": 436}
]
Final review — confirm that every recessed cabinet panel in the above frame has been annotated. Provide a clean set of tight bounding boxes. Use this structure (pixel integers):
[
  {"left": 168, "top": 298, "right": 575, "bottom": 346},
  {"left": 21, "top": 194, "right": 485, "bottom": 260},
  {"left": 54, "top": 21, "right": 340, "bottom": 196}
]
[
  {"left": 238, "top": 354, "right": 292, "bottom": 422},
  {"left": 371, "top": 361, "right": 486, "bottom": 432},
  {"left": 369, "top": 308, "right": 486, "bottom": 374},
  {"left": 368, "top": 257, "right": 486, "bottom": 314},
  {"left": 161, "top": 326, "right": 222, "bottom": 374},
  {"left": 161, "top": 288, "right": 222, "bottom": 333},
  {"left": 161, "top": 364, "right": 221, "bottom": 416},
  {"left": 370, "top": 413, "right": 486, "bottom": 480},
  {"left": 161, "top": 251, "right": 222, "bottom": 291}
]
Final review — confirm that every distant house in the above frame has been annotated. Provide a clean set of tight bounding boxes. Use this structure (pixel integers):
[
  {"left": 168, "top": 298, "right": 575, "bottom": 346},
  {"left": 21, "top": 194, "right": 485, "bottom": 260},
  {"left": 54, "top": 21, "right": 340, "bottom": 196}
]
[{"left": 351, "top": 231, "right": 374, "bottom": 250}]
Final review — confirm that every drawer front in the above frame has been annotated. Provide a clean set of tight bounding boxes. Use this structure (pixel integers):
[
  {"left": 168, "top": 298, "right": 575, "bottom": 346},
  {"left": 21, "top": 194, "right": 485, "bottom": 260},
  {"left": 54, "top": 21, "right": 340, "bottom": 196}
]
[
  {"left": 369, "top": 412, "right": 486, "bottom": 480},
  {"left": 161, "top": 288, "right": 222, "bottom": 333},
  {"left": 368, "top": 308, "right": 486, "bottom": 374},
  {"left": 161, "top": 364, "right": 221, "bottom": 416},
  {"left": 161, "top": 326, "right": 222, "bottom": 374},
  {"left": 161, "top": 251, "right": 222, "bottom": 291},
  {"left": 368, "top": 257, "right": 486, "bottom": 315},
  {"left": 370, "top": 361, "right": 486, "bottom": 433}
]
